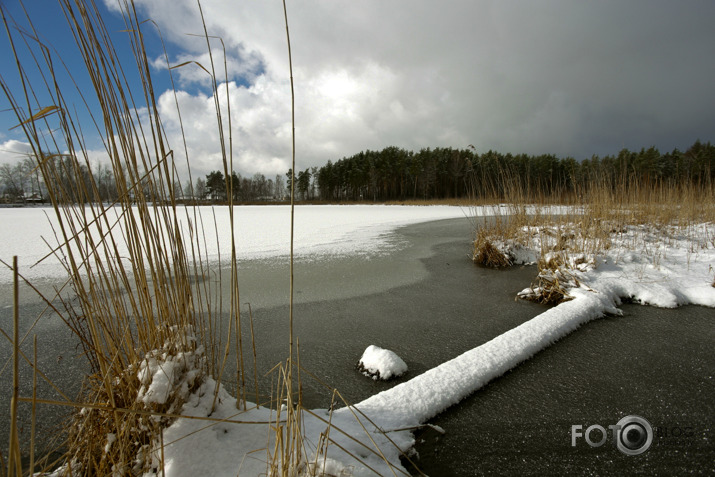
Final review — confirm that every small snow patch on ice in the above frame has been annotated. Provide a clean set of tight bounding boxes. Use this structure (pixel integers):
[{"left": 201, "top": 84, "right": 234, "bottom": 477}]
[{"left": 357, "top": 345, "right": 408, "bottom": 381}]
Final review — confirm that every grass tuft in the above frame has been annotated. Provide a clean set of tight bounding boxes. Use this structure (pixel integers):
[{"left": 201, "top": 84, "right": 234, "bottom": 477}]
[
  {"left": 517, "top": 253, "right": 579, "bottom": 305},
  {"left": 473, "top": 230, "right": 512, "bottom": 268}
]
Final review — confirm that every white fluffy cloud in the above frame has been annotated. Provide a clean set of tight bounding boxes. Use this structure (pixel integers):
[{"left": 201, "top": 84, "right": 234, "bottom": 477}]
[
  {"left": 0, "top": 139, "right": 33, "bottom": 167},
  {"left": 104, "top": 0, "right": 715, "bottom": 180}
]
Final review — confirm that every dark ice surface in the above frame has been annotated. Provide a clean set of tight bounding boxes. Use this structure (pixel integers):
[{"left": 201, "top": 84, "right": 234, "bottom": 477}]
[{"left": 1, "top": 217, "right": 712, "bottom": 475}]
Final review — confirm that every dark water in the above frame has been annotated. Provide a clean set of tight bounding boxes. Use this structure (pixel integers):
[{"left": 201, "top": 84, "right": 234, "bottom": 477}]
[
  {"left": 236, "top": 219, "right": 547, "bottom": 408},
  {"left": 1, "top": 217, "right": 713, "bottom": 476},
  {"left": 0, "top": 295, "right": 86, "bottom": 465},
  {"left": 408, "top": 303, "right": 714, "bottom": 476},
  {"left": 225, "top": 218, "right": 714, "bottom": 475}
]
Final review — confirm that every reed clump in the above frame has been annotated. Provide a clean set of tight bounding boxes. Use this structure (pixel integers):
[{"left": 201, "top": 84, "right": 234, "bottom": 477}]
[
  {"left": 63, "top": 326, "right": 206, "bottom": 475},
  {"left": 473, "top": 170, "right": 715, "bottom": 304},
  {"left": 1, "top": 0, "right": 243, "bottom": 473},
  {"left": 2, "top": 1, "right": 403, "bottom": 475},
  {"left": 473, "top": 229, "right": 511, "bottom": 268},
  {"left": 517, "top": 253, "right": 581, "bottom": 305}
]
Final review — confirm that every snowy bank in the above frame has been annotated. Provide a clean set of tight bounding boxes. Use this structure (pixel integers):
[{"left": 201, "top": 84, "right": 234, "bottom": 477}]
[{"left": 514, "top": 223, "right": 715, "bottom": 308}]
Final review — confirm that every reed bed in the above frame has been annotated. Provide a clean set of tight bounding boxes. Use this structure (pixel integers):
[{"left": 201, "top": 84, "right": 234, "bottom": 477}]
[
  {"left": 1, "top": 0, "right": 233, "bottom": 471},
  {"left": 472, "top": 166, "right": 715, "bottom": 304},
  {"left": 1, "top": 1, "right": 402, "bottom": 475}
]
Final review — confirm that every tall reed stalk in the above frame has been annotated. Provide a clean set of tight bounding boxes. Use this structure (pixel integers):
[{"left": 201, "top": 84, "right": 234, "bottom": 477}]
[
  {"left": 1, "top": 2, "right": 409, "bottom": 475},
  {"left": 0, "top": 0, "right": 247, "bottom": 473}
]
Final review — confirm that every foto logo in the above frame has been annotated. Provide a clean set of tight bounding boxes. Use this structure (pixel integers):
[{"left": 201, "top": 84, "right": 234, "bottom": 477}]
[{"left": 571, "top": 415, "right": 653, "bottom": 455}]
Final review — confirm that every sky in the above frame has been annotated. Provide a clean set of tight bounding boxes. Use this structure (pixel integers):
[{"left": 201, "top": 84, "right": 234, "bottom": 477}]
[{"left": 1, "top": 0, "right": 715, "bottom": 183}]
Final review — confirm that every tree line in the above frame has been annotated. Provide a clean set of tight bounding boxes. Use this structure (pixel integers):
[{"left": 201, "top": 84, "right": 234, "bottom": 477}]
[
  {"left": 195, "top": 171, "right": 286, "bottom": 202},
  {"left": 290, "top": 141, "right": 714, "bottom": 202},
  {"left": 0, "top": 154, "right": 119, "bottom": 204},
  {"left": 3, "top": 141, "right": 712, "bottom": 204},
  {"left": 0, "top": 153, "right": 287, "bottom": 204}
]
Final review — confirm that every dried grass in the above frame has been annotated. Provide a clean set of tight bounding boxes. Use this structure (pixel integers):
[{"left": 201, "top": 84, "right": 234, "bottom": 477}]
[
  {"left": 517, "top": 253, "right": 580, "bottom": 305},
  {"left": 473, "top": 230, "right": 511, "bottom": 269},
  {"left": 1, "top": 1, "right": 402, "bottom": 475},
  {"left": 1, "top": 0, "right": 248, "bottom": 474},
  {"left": 472, "top": 166, "right": 715, "bottom": 304},
  {"left": 265, "top": 362, "right": 426, "bottom": 477}
]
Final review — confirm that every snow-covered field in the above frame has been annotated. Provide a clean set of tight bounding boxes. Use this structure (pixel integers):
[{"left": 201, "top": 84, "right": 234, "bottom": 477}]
[
  {"left": 0, "top": 204, "right": 470, "bottom": 286},
  {"left": 5, "top": 205, "right": 713, "bottom": 475}
]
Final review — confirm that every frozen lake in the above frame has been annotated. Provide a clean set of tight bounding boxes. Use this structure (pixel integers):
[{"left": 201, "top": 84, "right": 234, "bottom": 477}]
[
  {"left": 0, "top": 206, "right": 712, "bottom": 474},
  {"left": 0, "top": 204, "right": 471, "bottom": 298},
  {"left": 0, "top": 204, "right": 473, "bottom": 463}
]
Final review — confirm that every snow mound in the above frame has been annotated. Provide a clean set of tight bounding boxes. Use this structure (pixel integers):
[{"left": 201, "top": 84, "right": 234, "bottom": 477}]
[
  {"left": 136, "top": 327, "right": 205, "bottom": 409},
  {"left": 146, "top": 377, "right": 413, "bottom": 477},
  {"left": 357, "top": 345, "right": 408, "bottom": 380}
]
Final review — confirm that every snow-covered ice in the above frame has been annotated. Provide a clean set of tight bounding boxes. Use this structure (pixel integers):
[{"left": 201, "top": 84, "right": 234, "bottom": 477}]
[
  {"left": 6, "top": 205, "right": 713, "bottom": 475},
  {"left": 0, "top": 205, "right": 470, "bottom": 285},
  {"left": 148, "top": 219, "right": 714, "bottom": 476},
  {"left": 357, "top": 345, "right": 408, "bottom": 381},
  {"left": 0, "top": 204, "right": 578, "bottom": 285}
]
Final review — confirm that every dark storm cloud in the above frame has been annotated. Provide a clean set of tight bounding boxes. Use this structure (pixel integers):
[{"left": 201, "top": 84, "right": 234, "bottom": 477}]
[{"left": 83, "top": 0, "right": 715, "bottom": 177}]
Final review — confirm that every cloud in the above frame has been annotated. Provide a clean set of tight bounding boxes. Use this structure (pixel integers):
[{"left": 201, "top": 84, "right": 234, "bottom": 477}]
[
  {"left": 111, "top": 0, "right": 715, "bottom": 180},
  {"left": 151, "top": 45, "right": 265, "bottom": 89},
  {"left": 0, "top": 140, "right": 33, "bottom": 166}
]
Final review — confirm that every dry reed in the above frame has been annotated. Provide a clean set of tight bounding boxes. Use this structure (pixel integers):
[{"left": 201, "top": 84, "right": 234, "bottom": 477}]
[
  {"left": 2, "top": 1, "right": 402, "bottom": 475},
  {"left": 472, "top": 166, "right": 715, "bottom": 304},
  {"left": 1, "top": 0, "right": 239, "bottom": 473}
]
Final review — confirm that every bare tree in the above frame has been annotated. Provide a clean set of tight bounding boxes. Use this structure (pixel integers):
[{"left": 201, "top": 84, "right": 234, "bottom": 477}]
[
  {"left": 0, "top": 163, "right": 26, "bottom": 200},
  {"left": 195, "top": 177, "right": 206, "bottom": 200},
  {"left": 274, "top": 174, "right": 285, "bottom": 200},
  {"left": 184, "top": 179, "right": 194, "bottom": 199},
  {"left": 22, "top": 156, "right": 43, "bottom": 198},
  {"left": 310, "top": 166, "right": 318, "bottom": 199}
]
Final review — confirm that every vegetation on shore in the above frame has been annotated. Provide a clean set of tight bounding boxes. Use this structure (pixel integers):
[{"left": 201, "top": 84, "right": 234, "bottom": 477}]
[
  {"left": 1, "top": 1, "right": 412, "bottom": 475},
  {"left": 472, "top": 176, "right": 715, "bottom": 304},
  {"left": 1, "top": 0, "right": 282, "bottom": 473},
  {"left": 1, "top": 0, "right": 713, "bottom": 475}
]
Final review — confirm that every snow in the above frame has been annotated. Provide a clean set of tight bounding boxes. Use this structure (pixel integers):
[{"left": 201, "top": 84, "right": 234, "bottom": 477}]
[
  {"left": 135, "top": 326, "right": 205, "bottom": 408},
  {"left": 145, "top": 219, "right": 713, "bottom": 476},
  {"left": 5, "top": 205, "right": 713, "bottom": 475},
  {"left": 153, "top": 379, "right": 273, "bottom": 477},
  {"left": 0, "top": 205, "right": 470, "bottom": 285},
  {"left": 514, "top": 223, "right": 715, "bottom": 308},
  {"left": 582, "top": 224, "right": 715, "bottom": 308},
  {"left": 0, "top": 204, "right": 578, "bottom": 285},
  {"left": 357, "top": 345, "right": 408, "bottom": 380}
]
